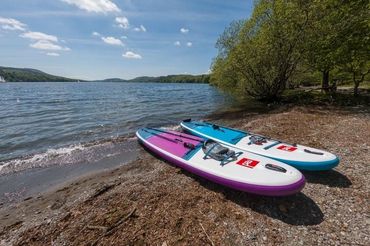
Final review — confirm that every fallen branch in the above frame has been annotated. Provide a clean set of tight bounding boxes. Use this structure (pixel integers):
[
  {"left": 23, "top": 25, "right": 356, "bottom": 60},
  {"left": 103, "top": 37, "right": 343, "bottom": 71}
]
[
  {"left": 88, "top": 183, "right": 117, "bottom": 201},
  {"left": 200, "top": 222, "right": 215, "bottom": 246},
  {"left": 91, "top": 207, "right": 137, "bottom": 246},
  {"left": 86, "top": 225, "right": 108, "bottom": 231}
]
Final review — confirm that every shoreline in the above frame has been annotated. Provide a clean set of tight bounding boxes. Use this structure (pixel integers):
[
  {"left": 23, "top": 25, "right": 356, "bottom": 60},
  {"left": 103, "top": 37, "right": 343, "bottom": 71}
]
[
  {"left": 1, "top": 105, "right": 369, "bottom": 245},
  {"left": 0, "top": 138, "right": 139, "bottom": 206}
]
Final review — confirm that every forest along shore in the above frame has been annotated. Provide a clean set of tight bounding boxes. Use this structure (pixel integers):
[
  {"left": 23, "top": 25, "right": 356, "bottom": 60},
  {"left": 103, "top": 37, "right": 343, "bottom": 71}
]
[{"left": 1, "top": 105, "right": 369, "bottom": 245}]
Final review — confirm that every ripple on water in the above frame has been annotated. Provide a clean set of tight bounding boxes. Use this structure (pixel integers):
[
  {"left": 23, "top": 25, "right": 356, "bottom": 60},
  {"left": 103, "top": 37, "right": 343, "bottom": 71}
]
[{"left": 0, "top": 82, "right": 233, "bottom": 171}]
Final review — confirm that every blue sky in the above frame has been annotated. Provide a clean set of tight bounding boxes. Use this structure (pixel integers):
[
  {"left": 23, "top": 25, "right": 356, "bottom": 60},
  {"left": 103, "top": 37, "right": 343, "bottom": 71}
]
[{"left": 0, "top": 0, "right": 252, "bottom": 80}]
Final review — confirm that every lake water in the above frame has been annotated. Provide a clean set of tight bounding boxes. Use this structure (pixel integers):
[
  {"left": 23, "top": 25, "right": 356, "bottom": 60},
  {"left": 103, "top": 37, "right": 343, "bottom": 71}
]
[{"left": 0, "top": 82, "right": 232, "bottom": 174}]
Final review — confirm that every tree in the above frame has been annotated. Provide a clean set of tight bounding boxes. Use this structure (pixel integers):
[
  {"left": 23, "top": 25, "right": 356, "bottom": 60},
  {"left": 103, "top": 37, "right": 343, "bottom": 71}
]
[
  {"left": 212, "top": 0, "right": 309, "bottom": 100},
  {"left": 337, "top": 0, "right": 370, "bottom": 96},
  {"left": 302, "top": 0, "right": 369, "bottom": 93},
  {"left": 211, "top": 0, "right": 369, "bottom": 99},
  {"left": 210, "top": 21, "right": 244, "bottom": 92}
]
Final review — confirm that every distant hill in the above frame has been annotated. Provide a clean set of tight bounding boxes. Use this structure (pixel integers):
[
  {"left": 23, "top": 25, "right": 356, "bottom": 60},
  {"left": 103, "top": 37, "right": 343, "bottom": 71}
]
[
  {"left": 0, "top": 66, "right": 210, "bottom": 83},
  {"left": 101, "top": 78, "right": 128, "bottom": 82},
  {"left": 103, "top": 74, "right": 210, "bottom": 83},
  {"left": 0, "top": 66, "right": 79, "bottom": 82}
]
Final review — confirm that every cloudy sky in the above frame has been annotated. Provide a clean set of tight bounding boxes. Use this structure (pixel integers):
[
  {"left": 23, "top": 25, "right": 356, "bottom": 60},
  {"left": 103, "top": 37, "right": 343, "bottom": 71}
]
[{"left": 0, "top": 0, "right": 252, "bottom": 80}]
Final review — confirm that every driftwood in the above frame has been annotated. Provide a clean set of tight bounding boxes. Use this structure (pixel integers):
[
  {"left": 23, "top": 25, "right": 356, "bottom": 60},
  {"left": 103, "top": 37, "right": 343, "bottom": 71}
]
[
  {"left": 86, "top": 225, "right": 108, "bottom": 231},
  {"left": 200, "top": 222, "right": 215, "bottom": 246},
  {"left": 87, "top": 183, "right": 117, "bottom": 202},
  {"left": 90, "top": 207, "right": 137, "bottom": 246}
]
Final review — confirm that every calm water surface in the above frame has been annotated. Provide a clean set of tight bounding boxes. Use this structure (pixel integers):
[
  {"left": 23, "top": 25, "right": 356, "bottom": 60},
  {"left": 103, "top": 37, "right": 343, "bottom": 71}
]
[{"left": 0, "top": 82, "right": 232, "bottom": 163}]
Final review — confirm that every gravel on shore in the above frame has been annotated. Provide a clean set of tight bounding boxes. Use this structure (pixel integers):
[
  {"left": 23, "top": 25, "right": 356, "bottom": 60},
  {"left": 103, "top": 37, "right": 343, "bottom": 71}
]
[{"left": 0, "top": 106, "right": 369, "bottom": 245}]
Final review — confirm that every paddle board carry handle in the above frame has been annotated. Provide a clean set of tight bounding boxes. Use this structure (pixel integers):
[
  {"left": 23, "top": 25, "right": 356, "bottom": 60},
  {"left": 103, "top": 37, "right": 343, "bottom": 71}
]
[
  {"left": 248, "top": 135, "right": 268, "bottom": 145},
  {"left": 247, "top": 134, "right": 297, "bottom": 149},
  {"left": 304, "top": 149, "right": 324, "bottom": 155},
  {"left": 220, "top": 152, "right": 243, "bottom": 166},
  {"left": 203, "top": 144, "right": 218, "bottom": 160},
  {"left": 265, "top": 164, "right": 287, "bottom": 173}
]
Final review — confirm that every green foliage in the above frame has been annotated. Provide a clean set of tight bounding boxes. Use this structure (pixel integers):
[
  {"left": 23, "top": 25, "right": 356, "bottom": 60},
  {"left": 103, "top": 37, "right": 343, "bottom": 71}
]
[
  {"left": 337, "top": 1, "right": 370, "bottom": 95},
  {"left": 130, "top": 74, "right": 210, "bottom": 83},
  {"left": 105, "top": 74, "right": 210, "bottom": 83},
  {"left": 212, "top": 0, "right": 309, "bottom": 100},
  {"left": 302, "top": 0, "right": 370, "bottom": 90},
  {"left": 211, "top": 0, "right": 370, "bottom": 99},
  {"left": 0, "top": 66, "right": 78, "bottom": 82}
]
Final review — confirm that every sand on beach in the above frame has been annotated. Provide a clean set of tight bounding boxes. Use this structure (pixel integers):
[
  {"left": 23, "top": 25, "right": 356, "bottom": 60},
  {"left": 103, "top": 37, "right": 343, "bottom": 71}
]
[{"left": 1, "top": 105, "right": 369, "bottom": 245}]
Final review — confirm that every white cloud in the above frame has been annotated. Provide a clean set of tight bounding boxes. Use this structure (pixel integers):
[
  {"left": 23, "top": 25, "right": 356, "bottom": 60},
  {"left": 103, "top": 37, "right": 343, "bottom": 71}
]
[
  {"left": 21, "top": 31, "right": 70, "bottom": 52},
  {"left": 122, "top": 51, "right": 142, "bottom": 59},
  {"left": 30, "top": 40, "right": 70, "bottom": 51},
  {"left": 61, "top": 0, "right": 120, "bottom": 14},
  {"left": 101, "top": 36, "right": 124, "bottom": 46},
  {"left": 186, "top": 42, "right": 192, "bottom": 47},
  {"left": 0, "top": 17, "right": 71, "bottom": 53},
  {"left": 180, "top": 27, "right": 189, "bottom": 34},
  {"left": 20, "top": 31, "right": 58, "bottom": 42},
  {"left": 115, "top": 16, "right": 129, "bottom": 29},
  {"left": 0, "top": 17, "right": 27, "bottom": 31},
  {"left": 46, "top": 52, "right": 60, "bottom": 56},
  {"left": 134, "top": 25, "right": 146, "bottom": 32},
  {"left": 121, "top": 35, "right": 128, "bottom": 39},
  {"left": 92, "top": 31, "right": 101, "bottom": 36},
  {"left": 174, "top": 41, "right": 181, "bottom": 46}
]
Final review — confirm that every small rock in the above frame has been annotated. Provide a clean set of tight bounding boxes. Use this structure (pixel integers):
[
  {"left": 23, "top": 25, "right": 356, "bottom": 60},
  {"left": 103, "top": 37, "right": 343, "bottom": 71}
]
[{"left": 279, "top": 204, "right": 288, "bottom": 213}]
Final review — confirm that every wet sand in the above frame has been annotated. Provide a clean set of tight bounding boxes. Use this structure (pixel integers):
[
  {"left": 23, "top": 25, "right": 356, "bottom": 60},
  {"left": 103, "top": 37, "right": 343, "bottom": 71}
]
[
  {"left": 1, "top": 105, "right": 369, "bottom": 245},
  {"left": 0, "top": 138, "right": 139, "bottom": 207}
]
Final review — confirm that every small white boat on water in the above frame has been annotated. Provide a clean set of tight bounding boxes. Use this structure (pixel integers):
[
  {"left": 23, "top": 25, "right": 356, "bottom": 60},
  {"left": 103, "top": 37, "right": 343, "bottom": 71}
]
[{"left": 0, "top": 76, "right": 6, "bottom": 83}]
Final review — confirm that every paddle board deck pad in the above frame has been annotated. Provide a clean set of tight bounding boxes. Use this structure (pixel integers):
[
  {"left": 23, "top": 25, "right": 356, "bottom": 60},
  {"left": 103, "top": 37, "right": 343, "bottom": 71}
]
[
  {"left": 180, "top": 119, "right": 339, "bottom": 171},
  {"left": 136, "top": 128, "right": 305, "bottom": 196}
]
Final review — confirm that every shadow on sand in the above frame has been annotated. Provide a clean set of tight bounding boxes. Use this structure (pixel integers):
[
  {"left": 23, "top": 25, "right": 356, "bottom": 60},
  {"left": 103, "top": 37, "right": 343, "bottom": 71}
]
[
  {"left": 181, "top": 170, "right": 324, "bottom": 226},
  {"left": 302, "top": 169, "right": 352, "bottom": 188}
]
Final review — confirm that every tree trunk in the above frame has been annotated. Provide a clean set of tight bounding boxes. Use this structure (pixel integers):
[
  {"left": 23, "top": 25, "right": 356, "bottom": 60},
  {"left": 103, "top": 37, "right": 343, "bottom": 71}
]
[
  {"left": 352, "top": 70, "right": 364, "bottom": 96},
  {"left": 322, "top": 70, "right": 330, "bottom": 92},
  {"left": 354, "top": 82, "right": 360, "bottom": 96}
]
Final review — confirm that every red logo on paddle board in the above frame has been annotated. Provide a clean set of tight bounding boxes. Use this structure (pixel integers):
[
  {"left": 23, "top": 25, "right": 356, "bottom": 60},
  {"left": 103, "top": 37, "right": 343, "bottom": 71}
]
[
  {"left": 236, "top": 158, "right": 259, "bottom": 168},
  {"left": 277, "top": 145, "right": 297, "bottom": 152}
]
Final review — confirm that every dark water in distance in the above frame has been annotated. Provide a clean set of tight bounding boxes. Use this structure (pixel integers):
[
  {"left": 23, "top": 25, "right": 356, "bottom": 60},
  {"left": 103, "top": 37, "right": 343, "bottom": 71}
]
[{"left": 0, "top": 82, "right": 232, "bottom": 164}]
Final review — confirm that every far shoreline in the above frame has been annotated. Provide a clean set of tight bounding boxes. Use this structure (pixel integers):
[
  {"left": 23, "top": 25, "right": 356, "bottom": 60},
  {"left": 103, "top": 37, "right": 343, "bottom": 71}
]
[{"left": 0, "top": 66, "right": 210, "bottom": 84}]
